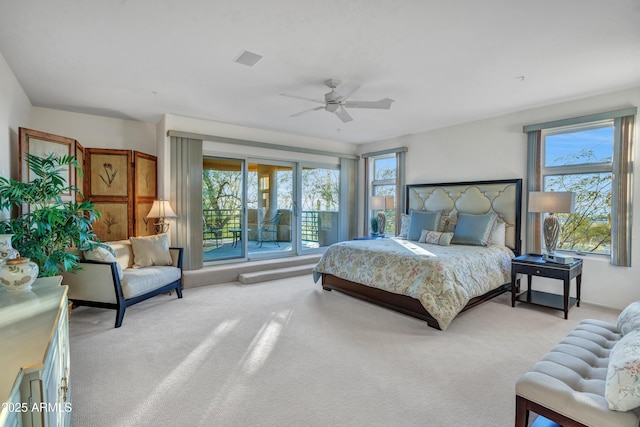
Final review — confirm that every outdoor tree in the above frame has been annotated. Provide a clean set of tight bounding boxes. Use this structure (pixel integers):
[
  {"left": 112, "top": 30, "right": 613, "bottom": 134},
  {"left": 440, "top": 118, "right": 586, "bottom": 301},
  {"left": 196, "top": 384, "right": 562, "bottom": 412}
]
[{"left": 546, "top": 149, "right": 612, "bottom": 254}]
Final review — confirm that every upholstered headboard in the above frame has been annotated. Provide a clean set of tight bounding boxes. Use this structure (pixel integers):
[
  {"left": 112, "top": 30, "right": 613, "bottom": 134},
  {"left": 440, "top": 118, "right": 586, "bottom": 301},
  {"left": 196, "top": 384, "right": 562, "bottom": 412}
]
[{"left": 406, "top": 179, "right": 522, "bottom": 255}]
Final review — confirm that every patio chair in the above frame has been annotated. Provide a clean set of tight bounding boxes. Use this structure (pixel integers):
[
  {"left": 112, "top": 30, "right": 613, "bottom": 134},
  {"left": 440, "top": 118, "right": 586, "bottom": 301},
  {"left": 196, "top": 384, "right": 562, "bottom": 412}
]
[
  {"left": 203, "top": 216, "right": 230, "bottom": 248},
  {"left": 257, "top": 212, "right": 283, "bottom": 248}
]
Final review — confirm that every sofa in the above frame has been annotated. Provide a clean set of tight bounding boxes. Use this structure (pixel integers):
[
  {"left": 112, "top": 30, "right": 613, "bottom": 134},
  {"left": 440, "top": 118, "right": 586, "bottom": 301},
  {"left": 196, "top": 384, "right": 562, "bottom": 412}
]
[
  {"left": 515, "top": 303, "right": 640, "bottom": 426},
  {"left": 62, "top": 235, "right": 183, "bottom": 328}
]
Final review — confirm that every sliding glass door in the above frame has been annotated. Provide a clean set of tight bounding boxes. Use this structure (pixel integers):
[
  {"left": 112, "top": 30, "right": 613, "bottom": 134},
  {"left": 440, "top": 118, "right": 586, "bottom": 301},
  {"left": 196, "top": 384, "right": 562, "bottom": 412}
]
[
  {"left": 299, "top": 164, "right": 340, "bottom": 254},
  {"left": 202, "top": 157, "right": 246, "bottom": 262},
  {"left": 247, "top": 160, "right": 295, "bottom": 259},
  {"left": 202, "top": 156, "right": 340, "bottom": 263}
]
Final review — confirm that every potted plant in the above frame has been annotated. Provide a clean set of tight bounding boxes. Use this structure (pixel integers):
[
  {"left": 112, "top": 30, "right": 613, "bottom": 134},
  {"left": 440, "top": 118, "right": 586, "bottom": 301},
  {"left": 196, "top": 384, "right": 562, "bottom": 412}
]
[
  {"left": 0, "top": 153, "right": 101, "bottom": 277},
  {"left": 370, "top": 216, "right": 379, "bottom": 236}
]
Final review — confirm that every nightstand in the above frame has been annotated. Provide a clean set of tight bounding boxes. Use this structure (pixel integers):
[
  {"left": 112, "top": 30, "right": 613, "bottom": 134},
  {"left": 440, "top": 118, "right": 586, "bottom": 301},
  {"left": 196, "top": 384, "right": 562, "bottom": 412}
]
[{"left": 511, "top": 254, "right": 583, "bottom": 319}]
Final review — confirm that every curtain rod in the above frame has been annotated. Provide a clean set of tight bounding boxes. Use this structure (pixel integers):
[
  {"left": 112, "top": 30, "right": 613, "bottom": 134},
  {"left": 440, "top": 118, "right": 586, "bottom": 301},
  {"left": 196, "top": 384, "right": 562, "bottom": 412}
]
[{"left": 167, "top": 130, "right": 359, "bottom": 160}]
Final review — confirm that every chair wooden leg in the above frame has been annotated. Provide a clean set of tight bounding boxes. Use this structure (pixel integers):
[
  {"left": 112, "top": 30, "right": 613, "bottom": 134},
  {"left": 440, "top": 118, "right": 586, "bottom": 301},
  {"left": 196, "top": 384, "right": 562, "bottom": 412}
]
[
  {"left": 115, "top": 306, "right": 126, "bottom": 328},
  {"left": 515, "top": 396, "right": 529, "bottom": 427}
]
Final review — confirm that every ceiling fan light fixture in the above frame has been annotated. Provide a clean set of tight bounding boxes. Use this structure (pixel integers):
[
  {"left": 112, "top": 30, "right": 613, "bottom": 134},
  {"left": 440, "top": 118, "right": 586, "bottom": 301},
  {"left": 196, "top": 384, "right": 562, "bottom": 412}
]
[{"left": 234, "top": 50, "right": 263, "bottom": 67}]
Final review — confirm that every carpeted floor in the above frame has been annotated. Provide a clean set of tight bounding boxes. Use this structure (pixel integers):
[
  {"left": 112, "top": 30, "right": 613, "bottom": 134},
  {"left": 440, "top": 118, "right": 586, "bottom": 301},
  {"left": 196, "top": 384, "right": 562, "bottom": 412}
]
[{"left": 69, "top": 274, "right": 619, "bottom": 426}]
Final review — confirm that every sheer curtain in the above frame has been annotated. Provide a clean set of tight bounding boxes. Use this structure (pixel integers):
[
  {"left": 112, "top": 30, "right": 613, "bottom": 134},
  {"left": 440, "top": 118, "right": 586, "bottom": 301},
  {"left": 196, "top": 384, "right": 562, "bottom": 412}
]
[
  {"left": 170, "top": 136, "right": 203, "bottom": 270},
  {"left": 611, "top": 115, "right": 635, "bottom": 266}
]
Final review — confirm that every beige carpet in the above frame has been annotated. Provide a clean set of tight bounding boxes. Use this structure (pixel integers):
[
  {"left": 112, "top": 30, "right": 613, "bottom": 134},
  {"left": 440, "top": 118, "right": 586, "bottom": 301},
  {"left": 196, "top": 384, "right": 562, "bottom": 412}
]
[{"left": 69, "top": 275, "right": 619, "bottom": 427}]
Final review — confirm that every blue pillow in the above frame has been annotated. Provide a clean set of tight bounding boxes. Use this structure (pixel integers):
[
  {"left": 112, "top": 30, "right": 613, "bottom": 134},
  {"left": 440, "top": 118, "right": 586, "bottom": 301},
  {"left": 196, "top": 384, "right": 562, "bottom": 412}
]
[
  {"left": 451, "top": 213, "right": 499, "bottom": 246},
  {"left": 407, "top": 210, "right": 442, "bottom": 241}
]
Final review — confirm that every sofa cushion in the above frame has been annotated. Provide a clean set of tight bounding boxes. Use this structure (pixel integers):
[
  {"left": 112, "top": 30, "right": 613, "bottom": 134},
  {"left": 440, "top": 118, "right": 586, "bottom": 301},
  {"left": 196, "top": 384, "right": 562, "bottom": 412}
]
[
  {"left": 617, "top": 302, "right": 640, "bottom": 336},
  {"left": 84, "top": 245, "right": 124, "bottom": 280},
  {"left": 121, "top": 266, "right": 181, "bottom": 299},
  {"left": 105, "top": 240, "right": 134, "bottom": 271},
  {"left": 130, "top": 234, "right": 173, "bottom": 268}
]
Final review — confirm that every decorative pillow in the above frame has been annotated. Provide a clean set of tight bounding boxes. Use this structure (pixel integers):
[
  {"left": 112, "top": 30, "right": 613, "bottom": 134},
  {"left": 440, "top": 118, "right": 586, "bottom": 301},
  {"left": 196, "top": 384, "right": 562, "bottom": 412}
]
[
  {"left": 442, "top": 214, "right": 457, "bottom": 233},
  {"left": 398, "top": 213, "right": 410, "bottom": 239},
  {"left": 605, "top": 330, "right": 640, "bottom": 411},
  {"left": 129, "top": 234, "right": 173, "bottom": 268},
  {"left": 489, "top": 221, "right": 506, "bottom": 246},
  {"left": 617, "top": 302, "right": 640, "bottom": 336},
  {"left": 419, "top": 229, "right": 453, "bottom": 246},
  {"left": 451, "top": 213, "right": 499, "bottom": 246},
  {"left": 407, "top": 210, "right": 443, "bottom": 241},
  {"left": 84, "top": 245, "right": 124, "bottom": 280}
]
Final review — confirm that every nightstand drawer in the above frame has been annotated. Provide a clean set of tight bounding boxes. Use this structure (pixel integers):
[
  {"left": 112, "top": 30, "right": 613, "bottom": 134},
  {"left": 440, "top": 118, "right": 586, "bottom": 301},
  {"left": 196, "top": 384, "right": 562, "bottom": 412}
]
[{"left": 513, "top": 264, "right": 567, "bottom": 279}]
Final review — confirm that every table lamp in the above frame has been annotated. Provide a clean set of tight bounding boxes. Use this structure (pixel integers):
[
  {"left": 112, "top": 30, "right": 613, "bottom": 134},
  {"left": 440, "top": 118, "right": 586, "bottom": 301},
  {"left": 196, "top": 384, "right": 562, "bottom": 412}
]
[
  {"left": 146, "top": 200, "right": 177, "bottom": 234},
  {"left": 370, "top": 196, "right": 394, "bottom": 237},
  {"left": 528, "top": 191, "right": 575, "bottom": 263}
]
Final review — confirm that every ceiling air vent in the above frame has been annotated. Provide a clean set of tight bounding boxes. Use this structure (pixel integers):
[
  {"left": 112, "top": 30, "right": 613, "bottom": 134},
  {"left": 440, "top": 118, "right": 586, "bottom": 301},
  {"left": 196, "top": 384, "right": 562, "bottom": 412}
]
[{"left": 235, "top": 50, "right": 263, "bottom": 67}]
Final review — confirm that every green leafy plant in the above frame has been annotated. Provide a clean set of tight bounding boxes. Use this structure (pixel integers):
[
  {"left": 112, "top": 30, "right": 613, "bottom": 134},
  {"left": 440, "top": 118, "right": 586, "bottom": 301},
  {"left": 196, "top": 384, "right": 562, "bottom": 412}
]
[
  {"left": 0, "top": 153, "right": 101, "bottom": 276},
  {"left": 370, "top": 216, "right": 379, "bottom": 234}
]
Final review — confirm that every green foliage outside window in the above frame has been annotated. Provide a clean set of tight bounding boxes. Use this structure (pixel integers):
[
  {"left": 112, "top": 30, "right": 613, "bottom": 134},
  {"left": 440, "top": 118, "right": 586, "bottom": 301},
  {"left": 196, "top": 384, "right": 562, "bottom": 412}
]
[{"left": 545, "top": 149, "right": 612, "bottom": 255}]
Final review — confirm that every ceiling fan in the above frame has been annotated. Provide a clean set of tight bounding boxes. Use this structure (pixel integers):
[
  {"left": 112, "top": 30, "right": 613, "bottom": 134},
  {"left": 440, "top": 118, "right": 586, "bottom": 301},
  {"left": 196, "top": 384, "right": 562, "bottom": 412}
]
[{"left": 281, "top": 79, "right": 394, "bottom": 123}]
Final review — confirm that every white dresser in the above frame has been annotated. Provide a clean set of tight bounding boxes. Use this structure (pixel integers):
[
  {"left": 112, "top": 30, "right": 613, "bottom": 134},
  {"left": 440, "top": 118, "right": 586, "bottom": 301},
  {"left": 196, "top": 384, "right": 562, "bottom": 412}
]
[{"left": 0, "top": 277, "right": 71, "bottom": 427}]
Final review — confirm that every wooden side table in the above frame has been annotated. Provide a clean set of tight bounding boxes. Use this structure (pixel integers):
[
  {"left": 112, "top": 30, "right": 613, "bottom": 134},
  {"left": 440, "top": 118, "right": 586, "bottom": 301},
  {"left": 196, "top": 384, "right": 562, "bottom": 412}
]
[{"left": 511, "top": 254, "right": 583, "bottom": 319}]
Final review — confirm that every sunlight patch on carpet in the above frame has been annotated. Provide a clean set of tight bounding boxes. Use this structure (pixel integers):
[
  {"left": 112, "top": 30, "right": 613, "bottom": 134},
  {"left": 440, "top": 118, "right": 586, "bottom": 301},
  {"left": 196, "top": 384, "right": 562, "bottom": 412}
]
[{"left": 120, "top": 319, "right": 239, "bottom": 426}]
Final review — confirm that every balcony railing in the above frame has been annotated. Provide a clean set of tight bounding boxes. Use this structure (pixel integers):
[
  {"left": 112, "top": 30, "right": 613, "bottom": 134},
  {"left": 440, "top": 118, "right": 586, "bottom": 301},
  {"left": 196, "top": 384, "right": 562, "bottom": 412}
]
[{"left": 203, "top": 208, "right": 332, "bottom": 243}]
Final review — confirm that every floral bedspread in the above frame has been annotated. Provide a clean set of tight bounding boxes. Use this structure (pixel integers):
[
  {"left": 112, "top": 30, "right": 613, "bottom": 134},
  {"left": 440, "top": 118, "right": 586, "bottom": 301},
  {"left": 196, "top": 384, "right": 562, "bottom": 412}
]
[{"left": 312, "top": 238, "right": 514, "bottom": 330}]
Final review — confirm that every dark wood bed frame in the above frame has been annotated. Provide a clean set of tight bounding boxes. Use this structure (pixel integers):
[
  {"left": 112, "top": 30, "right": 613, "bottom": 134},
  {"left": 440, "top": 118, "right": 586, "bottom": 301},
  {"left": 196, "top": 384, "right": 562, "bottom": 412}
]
[{"left": 320, "top": 178, "right": 522, "bottom": 330}]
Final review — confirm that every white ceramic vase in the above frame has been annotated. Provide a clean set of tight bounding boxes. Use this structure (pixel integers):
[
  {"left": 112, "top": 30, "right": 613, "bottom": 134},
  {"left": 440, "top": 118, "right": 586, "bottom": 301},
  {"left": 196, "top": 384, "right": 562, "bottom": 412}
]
[
  {"left": 0, "top": 234, "right": 19, "bottom": 265},
  {"left": 0, "top": 257, "right": 39, "bottom": 292}
]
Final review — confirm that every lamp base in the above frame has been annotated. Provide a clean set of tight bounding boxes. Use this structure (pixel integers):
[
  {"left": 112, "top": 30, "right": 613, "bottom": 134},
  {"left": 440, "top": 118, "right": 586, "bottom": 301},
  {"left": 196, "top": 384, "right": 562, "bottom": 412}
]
[
  {"left": 377, "top": 211, "right": 386, "bottom": 236},
  {"left": 154, "top": 220, "right": 170, "bottom": 234}
]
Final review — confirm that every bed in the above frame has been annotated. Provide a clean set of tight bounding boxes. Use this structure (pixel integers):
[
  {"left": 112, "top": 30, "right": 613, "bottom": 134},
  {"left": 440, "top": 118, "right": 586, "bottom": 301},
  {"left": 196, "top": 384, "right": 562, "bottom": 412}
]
[{"left": 313, "top": 178, "right": 522, "bottom": 330}]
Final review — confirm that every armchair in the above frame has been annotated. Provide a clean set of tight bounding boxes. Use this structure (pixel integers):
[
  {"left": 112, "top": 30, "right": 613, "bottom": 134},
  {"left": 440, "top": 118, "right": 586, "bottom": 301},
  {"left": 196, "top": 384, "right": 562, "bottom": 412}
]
[
  {"left": 62, "top": 238, "right": 183, "bottom": 328},
  {"left": 257, "top": 212, "right": 283, "bottom": 247}
]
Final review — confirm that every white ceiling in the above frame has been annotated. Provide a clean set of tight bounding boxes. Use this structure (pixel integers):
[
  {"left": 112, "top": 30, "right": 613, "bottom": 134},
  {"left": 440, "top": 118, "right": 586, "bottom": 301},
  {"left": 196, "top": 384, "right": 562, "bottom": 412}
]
[{"left": 1, "top": 0, "right": 639, "bottom": 144}]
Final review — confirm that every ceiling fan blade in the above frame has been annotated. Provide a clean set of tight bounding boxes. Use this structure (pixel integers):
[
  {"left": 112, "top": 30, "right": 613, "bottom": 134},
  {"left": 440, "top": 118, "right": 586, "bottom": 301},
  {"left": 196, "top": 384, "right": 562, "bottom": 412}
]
[
  {"left": 334, "top": 106, "right": 353, "bottom": 123},
  {"left": 344, "top": 98, "right": 395, "bottom": 109},
  {"left": 334, "top": 81, "right": 360, "bottom": 102},
  {"left": 290, "top": 106, "right": 324, "bottom": 117},
  {"left": 280, "top": 93, "right": 325, "bottom": 105}
]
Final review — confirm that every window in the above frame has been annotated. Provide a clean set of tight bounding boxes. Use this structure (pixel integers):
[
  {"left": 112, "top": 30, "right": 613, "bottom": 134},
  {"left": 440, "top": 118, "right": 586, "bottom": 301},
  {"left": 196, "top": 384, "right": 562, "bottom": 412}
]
[
  {"left": 362, "top": 147, "right": 407, "bottom": 237},
  {"left": 524, "top": 108, "right": 636, "bottom": 266},
  {"left": 541, "top": 122, "right": 613, "bottom": 255}
]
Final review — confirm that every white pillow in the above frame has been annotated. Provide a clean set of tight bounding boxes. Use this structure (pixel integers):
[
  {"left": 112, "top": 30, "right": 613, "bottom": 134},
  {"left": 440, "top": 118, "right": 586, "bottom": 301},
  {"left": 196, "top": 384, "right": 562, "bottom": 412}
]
[
  {"left": 84, "top": 246, "right": 124, "bottom": 280},
  {"left": 489, "top": 221, "right": 506, "bottom": 246},
  {"left": 605, "top": 330, "right": 640, "bottom": 411},
  {"left": 617, "top": 302, "right": 640, "bottom": 336},
  {"left": 398, "top": 213, "right": 410, "bottom": 239},
  {"left": 419, "top": 229, "right": 454, "bottom": 246},
  {"left": 129, "top": 234, "right": 173, "bottom": 268}
]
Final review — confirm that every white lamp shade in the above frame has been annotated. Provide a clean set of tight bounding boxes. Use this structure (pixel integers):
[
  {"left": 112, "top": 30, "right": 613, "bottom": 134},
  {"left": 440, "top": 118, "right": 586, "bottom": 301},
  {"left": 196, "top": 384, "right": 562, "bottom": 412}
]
[
  {"left": 528, "top": 191, "right": 575, "bottom": 214},
  {"left": 146, "top": 200, "right": 177, "bottom": 219},
  {"left": 370, "top": 196, "right": 394, "bottom": 210}
]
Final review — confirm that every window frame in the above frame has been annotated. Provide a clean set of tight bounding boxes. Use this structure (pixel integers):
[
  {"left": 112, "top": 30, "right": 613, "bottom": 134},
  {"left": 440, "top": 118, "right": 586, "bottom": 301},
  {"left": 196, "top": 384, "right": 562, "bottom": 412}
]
[
  {"left": 524, "top": 107, "right": 636, "bottom": 266},
  {"left": 540, "top": 120, "right": 614, "bottom": 256},
  {"left": 361, "top": 147, "right": 407, "bottom": 237}
]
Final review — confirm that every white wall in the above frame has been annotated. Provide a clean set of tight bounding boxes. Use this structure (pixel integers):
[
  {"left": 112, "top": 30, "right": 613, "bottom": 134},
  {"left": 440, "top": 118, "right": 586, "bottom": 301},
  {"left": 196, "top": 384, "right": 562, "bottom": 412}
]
[
  {"left": 357, "top": 87, "right": 640, "bottom": 311},
  {"left": 30, "top": 107, "right": 156, "bottom": 153},
  {"left": 0, "top": 51, "right": 31, "bottom": 183}
]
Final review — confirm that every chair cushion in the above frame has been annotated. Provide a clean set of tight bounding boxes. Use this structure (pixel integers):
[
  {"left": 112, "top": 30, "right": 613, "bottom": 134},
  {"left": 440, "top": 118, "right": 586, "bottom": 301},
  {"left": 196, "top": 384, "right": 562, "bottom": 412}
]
[
  {"left": 84, "top": 246, "right": 124, "bottom": 280},
  {"left": 121, "top": 266, "right": 181, "bottom": 299},
  {"left": 105, "top": 240, "right": 134, "bottom": 270},
  {"left": 129, "top": 234, "right": 173, "bottom": 268}
]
